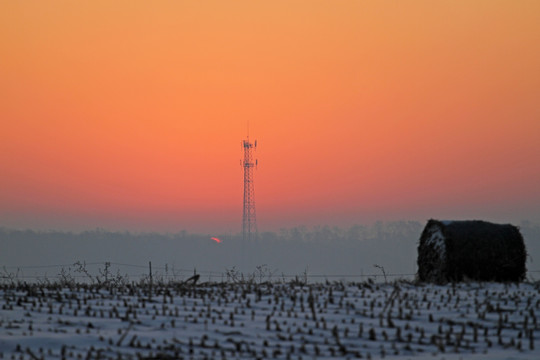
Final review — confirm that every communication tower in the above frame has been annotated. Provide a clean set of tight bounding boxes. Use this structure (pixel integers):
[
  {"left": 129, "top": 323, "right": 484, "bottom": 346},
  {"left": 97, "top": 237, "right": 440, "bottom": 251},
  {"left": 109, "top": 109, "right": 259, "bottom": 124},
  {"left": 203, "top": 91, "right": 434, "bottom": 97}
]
[{"left": 242, "top": 136, "right": 258, "bottom": 242}]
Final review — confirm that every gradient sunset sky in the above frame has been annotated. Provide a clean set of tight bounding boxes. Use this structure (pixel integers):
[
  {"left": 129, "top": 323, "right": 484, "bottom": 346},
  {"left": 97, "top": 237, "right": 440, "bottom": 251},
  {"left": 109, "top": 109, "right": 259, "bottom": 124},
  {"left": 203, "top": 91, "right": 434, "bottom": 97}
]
[{"left": 1, "top": 1, "right": 539, "bottom": 233}]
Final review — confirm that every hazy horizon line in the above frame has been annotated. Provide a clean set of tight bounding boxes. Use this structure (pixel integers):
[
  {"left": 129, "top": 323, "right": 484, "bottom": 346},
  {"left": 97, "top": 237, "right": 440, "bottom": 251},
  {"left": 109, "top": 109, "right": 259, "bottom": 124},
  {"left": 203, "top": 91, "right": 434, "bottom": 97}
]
[{"left": 2, "top": 218, "right": 539, "bottom": 236}]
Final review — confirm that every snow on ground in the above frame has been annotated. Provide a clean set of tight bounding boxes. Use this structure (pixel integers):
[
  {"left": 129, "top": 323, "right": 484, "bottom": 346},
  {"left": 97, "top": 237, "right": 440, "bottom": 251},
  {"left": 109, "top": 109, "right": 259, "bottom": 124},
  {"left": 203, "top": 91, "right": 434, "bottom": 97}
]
[{"left": 0, "top": 280, "right": 539, "bottom": 359}]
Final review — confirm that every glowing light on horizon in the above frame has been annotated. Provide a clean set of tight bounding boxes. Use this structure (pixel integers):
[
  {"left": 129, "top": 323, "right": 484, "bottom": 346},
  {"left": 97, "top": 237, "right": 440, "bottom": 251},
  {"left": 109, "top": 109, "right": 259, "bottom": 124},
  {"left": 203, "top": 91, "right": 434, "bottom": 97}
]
[{"left": 211, "top": 237, "right": 222, "bottom": 244}]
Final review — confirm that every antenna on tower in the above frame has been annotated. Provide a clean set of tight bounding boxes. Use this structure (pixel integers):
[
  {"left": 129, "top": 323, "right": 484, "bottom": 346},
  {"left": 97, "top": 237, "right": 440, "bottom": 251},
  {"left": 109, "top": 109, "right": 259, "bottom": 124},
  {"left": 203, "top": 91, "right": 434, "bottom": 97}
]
[{"left": 241, "top": 129, "right": 258, "bottom": 242}]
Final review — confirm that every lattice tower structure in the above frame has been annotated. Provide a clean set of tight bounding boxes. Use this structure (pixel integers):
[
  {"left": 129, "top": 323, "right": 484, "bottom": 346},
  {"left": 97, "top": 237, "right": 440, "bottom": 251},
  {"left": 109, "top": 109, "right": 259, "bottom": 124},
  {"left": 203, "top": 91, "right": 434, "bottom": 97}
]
[{"left": 242, "top": 138, "right": 257, "bottom": 242}]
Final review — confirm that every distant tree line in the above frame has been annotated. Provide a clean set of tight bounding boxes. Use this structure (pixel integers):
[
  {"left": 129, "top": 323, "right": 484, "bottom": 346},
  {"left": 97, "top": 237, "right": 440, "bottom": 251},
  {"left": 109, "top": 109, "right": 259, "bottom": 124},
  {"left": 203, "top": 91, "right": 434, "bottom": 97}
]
[{"left": 1, "top": 220, "right": 538, "bottom": 281}]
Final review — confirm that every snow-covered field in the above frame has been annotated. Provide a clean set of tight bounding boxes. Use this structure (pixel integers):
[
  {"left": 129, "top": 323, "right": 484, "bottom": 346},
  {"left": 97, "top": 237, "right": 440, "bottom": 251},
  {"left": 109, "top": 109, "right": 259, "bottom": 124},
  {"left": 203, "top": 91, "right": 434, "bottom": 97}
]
[{"left": 1, "top": 281, "right": 539, "bottom": 359}]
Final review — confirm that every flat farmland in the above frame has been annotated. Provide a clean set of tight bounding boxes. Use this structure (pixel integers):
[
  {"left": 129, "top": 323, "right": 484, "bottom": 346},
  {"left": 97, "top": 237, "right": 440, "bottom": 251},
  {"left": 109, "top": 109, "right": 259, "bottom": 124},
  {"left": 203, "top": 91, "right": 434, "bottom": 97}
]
[{"left": 1, "top": 281, "right": 539, "bottom": 359}]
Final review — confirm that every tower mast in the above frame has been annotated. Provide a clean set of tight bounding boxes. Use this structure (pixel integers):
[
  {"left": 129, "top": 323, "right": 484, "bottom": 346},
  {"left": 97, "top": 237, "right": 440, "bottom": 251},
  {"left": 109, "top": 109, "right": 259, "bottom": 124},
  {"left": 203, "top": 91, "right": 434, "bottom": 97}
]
[{"left": 242, "top": 133, "right": 257, "bottom": 242}]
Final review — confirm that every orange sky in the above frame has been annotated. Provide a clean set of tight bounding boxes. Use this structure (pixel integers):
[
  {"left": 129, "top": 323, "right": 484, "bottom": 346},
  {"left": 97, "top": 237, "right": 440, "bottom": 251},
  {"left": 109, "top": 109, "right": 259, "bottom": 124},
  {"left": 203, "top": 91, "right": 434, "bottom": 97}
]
[{"left": 1, "top": 1, "right": 539, "bottom": 232}]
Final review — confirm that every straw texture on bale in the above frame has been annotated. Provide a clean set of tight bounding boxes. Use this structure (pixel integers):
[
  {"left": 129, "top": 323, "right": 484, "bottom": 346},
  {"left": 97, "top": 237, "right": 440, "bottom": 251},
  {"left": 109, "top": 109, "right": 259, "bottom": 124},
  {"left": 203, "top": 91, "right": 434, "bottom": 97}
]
[{"left": 417, "top": 219, "right": 526, "bottom": 283}]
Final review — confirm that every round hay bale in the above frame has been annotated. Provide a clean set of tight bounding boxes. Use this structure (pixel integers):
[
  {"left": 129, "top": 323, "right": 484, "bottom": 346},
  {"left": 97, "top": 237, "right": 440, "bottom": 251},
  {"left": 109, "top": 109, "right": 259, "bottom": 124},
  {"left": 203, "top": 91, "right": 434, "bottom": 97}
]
[{"left": 417, "top": 219, "right": 526, "bottom": 283}]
